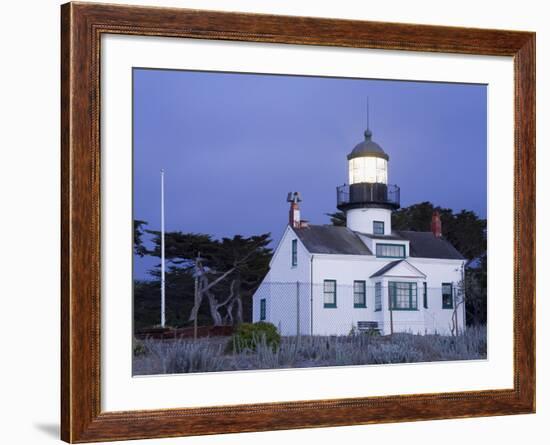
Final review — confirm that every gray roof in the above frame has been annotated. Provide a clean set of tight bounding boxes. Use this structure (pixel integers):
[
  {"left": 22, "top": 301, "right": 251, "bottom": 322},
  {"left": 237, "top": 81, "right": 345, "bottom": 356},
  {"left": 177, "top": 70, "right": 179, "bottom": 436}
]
[
  {"left": 370, "top": 260, "right": 403, "bottom": 278},
  {"left": 360, "top": 233, "right": 404, "bottom": 241},
  {"left": 292, "top": 225, "right": 465, "bottom": 260},
  {"left": 293, "top": 225, "right": 372, "bottom": 255},
  {"left": 347, "top": 130, "right": 389, "bottom": 161},
  {"left": 395, "top": 230, "right": 465, "bottom": 260}
]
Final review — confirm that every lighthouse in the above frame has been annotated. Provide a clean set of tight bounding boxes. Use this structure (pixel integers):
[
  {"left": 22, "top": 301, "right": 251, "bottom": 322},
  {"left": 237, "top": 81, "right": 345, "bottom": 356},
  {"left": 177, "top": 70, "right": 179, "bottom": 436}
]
[
  {"left": 336, "top": 115, "right": 400, "bottom": 235},
  {"left": 253, "top": 103, "right": 466, "bottom": 337}
]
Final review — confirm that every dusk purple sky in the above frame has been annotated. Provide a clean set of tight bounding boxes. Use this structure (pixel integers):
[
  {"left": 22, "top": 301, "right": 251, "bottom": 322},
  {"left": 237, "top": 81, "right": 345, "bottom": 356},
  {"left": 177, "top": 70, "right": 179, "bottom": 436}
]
[{"left": 133, "top": 68, "right": 487, "bottom": 280}]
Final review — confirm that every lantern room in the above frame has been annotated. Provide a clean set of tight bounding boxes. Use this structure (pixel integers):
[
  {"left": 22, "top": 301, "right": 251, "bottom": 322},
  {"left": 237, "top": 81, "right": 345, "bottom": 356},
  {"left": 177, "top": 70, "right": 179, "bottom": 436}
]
[
  {"left": 336, "top": 115, "right": 400, "bottom": 235},
  {"left": 337, "top": 127, "right": 400, "bottom": 213},
  {"left": 348, "top": 129, "right": 388, "bottom": 185}
]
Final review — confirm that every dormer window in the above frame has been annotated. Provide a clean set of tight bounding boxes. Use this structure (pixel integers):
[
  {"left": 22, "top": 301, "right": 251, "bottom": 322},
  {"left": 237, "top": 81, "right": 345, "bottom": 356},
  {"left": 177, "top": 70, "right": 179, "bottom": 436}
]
[{"left": 376, "top": 243, "right": 405, "bottom": 258}]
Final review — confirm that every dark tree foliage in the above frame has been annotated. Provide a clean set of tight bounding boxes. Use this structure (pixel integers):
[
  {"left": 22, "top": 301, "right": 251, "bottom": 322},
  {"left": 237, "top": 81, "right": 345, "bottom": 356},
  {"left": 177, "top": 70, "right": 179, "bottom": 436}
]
[
  {"left": 134, "top": 279, "right": 194, "bottom": 330},
  {"left": 133, "top": 219, "right": 149, "bottom": 257},
  {"left": 464, "top": 255, "right": 487, "bottom": 326},
  {"left": 326, "top": 211, "right": 346, "bottom": 227},
  {"left": 133, "top": 226, "right": 272, "bottom": 330},
  {"left": 392, "top": 202, "right": 486, "bottom": 261}
]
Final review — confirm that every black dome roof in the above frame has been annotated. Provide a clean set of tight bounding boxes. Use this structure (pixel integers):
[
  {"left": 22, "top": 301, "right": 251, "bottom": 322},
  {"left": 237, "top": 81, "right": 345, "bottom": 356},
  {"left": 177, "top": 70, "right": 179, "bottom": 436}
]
[{"left": 347, "top": 129, "right": 389, "bottom": 161}]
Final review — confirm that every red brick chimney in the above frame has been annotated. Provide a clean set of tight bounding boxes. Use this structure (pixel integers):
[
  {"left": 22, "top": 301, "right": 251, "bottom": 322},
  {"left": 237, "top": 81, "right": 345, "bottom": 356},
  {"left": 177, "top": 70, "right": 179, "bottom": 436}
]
[
  {"left": 431, "top": 211, "right": 442, "bottom": 238},
  {"left": 287, "top": 192, "right": 302, "bottom": 228}
]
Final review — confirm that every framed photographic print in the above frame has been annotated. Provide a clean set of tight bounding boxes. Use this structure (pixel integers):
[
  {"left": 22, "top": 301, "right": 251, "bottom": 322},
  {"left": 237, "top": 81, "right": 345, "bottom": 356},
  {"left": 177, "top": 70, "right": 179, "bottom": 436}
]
[{"left": 61, "top": 2, "right": 535, "bottom": 442}]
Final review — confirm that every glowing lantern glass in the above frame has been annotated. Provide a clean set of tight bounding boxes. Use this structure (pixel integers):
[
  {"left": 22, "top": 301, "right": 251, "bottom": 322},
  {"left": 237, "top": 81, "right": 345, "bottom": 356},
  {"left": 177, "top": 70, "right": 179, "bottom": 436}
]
[{"left": 348, "top": 156, "right": 387, "bottom": 185}]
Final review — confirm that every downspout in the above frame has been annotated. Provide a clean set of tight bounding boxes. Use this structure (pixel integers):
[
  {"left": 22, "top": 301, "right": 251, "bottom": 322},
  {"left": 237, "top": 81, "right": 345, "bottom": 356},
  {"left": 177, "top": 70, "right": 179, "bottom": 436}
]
[
  {"left": 310, "top": 254, "right": 314, "bottom": 336},
  {"left": 462, "top": 260, "right": 466, "bottom": 330}
]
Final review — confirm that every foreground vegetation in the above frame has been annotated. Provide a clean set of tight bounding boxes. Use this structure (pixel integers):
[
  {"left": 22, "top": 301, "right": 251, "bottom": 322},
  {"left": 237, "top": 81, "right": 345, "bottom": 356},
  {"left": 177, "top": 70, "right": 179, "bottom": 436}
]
[{"left": 133, "top": 325, "right": 487, "bottom": 375}]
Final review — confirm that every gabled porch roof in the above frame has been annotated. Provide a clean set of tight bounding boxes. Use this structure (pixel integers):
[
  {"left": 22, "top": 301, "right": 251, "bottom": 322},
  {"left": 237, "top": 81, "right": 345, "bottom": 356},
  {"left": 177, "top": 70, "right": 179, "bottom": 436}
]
[{"left": 370, "top": 259, "right": 427, "bottom": 279}]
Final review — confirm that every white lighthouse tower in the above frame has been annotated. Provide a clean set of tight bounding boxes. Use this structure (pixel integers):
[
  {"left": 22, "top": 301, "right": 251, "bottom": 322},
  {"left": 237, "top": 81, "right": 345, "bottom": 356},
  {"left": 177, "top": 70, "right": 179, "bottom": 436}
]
[{"left": 336, "top": 111, "right": 400, "bottom": 235}]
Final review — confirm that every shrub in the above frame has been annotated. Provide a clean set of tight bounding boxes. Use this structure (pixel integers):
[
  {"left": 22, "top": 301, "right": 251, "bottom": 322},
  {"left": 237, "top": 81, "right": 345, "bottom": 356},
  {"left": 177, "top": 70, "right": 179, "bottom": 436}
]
[
  {"left": 230, "top": 322, "right": 280, "bottom": 353},
  {"left": 133, "top": 340, "right": 147, "bottom": 357}
]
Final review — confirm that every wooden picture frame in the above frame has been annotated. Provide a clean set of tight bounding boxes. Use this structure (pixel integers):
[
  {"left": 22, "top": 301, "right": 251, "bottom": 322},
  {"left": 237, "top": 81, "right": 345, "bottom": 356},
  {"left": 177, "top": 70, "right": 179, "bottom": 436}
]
[{"left": 61, "top": 2, "right": 535, "bottom": 442}]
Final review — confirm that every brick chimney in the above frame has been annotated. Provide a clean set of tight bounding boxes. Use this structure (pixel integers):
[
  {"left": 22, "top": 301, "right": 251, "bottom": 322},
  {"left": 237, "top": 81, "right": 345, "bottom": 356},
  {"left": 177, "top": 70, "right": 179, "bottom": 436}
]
[
  {"left": 287, "top": 192, "right": 302, "bottom": 228},
  {"left": 431, "top": 211, "right": 442, "bottom": 238}
]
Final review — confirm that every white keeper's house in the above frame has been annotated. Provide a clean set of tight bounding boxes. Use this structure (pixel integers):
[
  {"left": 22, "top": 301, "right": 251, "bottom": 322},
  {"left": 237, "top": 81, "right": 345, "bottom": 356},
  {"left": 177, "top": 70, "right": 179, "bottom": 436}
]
[{"left": 252, "top": 122, "right": 467, "bottom": 337}]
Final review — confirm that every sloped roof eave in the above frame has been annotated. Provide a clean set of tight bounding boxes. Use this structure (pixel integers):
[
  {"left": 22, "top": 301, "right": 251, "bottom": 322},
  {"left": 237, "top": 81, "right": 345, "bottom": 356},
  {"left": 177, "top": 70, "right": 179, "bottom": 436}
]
[{"left": 370, "top": 259, "right": 427, "bottom": 279}]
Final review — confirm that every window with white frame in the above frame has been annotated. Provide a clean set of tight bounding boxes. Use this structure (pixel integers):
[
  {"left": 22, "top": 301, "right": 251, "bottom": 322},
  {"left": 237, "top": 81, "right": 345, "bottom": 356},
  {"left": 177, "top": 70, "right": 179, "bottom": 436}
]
[
  {"left": 291, "top": 239, "right": 297, "bottom": 267},
  {"left": 376, "top": 243, "right": 406, "bottom": 258},
  {"left": 323, "top": 280, "right": 337, "bottom": 308},
  {"left": 375, "top": 282, "right": 382, "bottom": 311},
  {"left": 442, "top": 283, "right": 453, "bottom": 309},
  {"left": 260, "top": 298, "right": 266, "bottom": 321},
  {"left": 389, "top": 282, "right": 418, "bottom": 310},
  {"left": 353, "top": 280, "right": 366, "bottom": 308},
  {"left": 423, "top": 282, "right": 428, "bottom": 308},
  {"left": 373, "top": 220, "right": 385, "bottom": 235}
]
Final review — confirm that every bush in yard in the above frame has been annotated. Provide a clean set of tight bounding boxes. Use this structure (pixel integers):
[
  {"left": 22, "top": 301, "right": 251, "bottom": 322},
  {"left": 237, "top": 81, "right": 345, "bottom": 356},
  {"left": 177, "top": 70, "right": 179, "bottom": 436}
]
[
  {"left": 230, "top": 322, "right": 280, "bottom": 353},
  {"left": 133, "top": 339, "right": 147, "bottom": 357},
  {"left": 363, "top": 328, "right": 381, "bottom": 337}
]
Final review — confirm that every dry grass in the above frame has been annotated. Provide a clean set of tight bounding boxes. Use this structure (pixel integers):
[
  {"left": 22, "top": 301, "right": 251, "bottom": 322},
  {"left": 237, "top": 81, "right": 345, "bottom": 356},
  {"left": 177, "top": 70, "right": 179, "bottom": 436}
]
[{"left": 133, "top": 325, "right": 487, "bottom": 375}]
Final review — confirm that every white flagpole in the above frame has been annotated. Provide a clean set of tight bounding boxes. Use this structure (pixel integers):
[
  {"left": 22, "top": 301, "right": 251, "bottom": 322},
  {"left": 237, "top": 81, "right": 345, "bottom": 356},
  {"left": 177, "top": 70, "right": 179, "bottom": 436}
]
[{"left": 160, "top": 169, "right": 166, "bottom": 328}]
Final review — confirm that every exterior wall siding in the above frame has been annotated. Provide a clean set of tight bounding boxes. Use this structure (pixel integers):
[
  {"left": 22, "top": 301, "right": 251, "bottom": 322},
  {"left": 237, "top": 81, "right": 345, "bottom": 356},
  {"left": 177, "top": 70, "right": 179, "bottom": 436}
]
[
  {"left": 310, "top": 255, "right": 465, "bottom": 336},
  {"left": 252, "top": 226, "right": 311, "bottom": 335},
  {"left": 253, "top": 227, "right": 465, "bottom": 337}
]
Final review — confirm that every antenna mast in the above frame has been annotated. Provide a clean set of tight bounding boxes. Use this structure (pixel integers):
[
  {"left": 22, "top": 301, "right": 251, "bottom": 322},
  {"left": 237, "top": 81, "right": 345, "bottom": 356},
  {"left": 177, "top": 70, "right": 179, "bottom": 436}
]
[{"left": 367, "top": 96, "right": 370, "bottom": 131}]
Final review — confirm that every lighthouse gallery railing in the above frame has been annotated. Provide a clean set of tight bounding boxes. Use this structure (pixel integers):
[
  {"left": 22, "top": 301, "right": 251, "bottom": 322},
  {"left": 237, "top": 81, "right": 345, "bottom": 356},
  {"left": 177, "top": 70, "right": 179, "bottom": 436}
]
[{"left": 336, "top": 183, "right": 400, "bottom": 209}]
